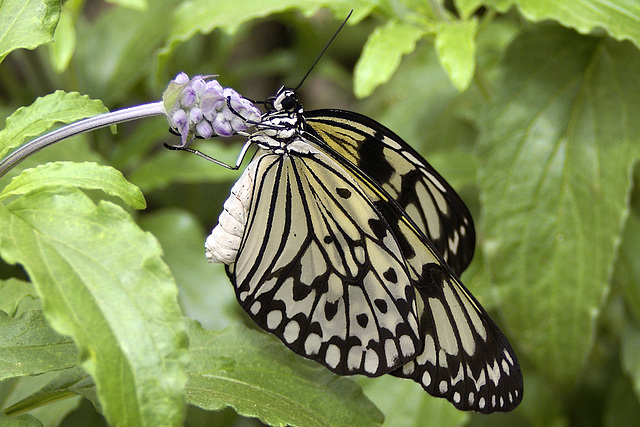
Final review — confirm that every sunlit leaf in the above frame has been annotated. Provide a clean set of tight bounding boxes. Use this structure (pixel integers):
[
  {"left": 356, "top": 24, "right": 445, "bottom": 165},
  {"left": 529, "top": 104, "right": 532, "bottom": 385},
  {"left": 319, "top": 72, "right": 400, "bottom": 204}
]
[
  {"left": 159, "top": 0, "right": 374, "bottom": 70},
  {"left": 478, "top": 24, "right": 640, "bottom": 385},
  {"left": 484, "top": 0, "right": 640, "bottom": 49},
  {"left": 0, "top": 0, "right": 60, "bottom": 62},
  {"left": 360, "top": 376, "right": 469, "bottom": 426},
  {"left": 434, "top": 19, "right": 477, "bottom": 91},
  {"left": 186, "top": 322, "right": 384, "bottom": 427},
  {"left": 354, "top": 20, "right": 425, "bottom": 98},
  {"left": 0, "top": 279, "right": 36, "bottom": 316},
  {"left": 0, "top": 188, "right": 188, "bottom": 426},
  {"left": 0, "top": 310, "right": 77, "bottom": 380},
  {"left": 0, "top": 162, "right": 145, "bottom": 210}
]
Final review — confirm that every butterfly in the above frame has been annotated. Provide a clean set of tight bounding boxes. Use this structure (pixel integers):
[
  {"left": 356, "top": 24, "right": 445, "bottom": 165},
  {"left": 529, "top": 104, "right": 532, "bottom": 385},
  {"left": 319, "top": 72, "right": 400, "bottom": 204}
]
[{"left": 202, "top": 85, "right": 523, "bottom": 413}]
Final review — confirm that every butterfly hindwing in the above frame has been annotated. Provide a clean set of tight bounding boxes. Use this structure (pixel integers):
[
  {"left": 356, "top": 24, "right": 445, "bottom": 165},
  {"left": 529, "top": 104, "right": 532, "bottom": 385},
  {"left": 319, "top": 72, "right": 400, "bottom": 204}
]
[
  {"left": 304, "top": 109, "right": 475, "bottom": 276},
  {"left": 226, "top": 144, "right": 422, "bottom": 376},
  {"left": 302, "top": 127, "right": 523, "bottom": 412},
  {"left": 392, "top": 270, "right": 523, "bottom": 413}
]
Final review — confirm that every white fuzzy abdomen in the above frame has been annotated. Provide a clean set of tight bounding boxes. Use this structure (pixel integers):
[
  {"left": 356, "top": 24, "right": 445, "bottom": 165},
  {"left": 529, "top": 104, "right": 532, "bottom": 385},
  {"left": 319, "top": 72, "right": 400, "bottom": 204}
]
[{"left": 205, "top": 160, "right": 257, "bottom": 264}]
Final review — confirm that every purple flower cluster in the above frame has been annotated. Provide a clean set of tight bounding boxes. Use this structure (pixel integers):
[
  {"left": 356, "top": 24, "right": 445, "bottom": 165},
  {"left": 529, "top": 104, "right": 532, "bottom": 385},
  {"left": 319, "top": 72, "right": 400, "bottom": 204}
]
[{"left": 162, "top": 72, "right": 262, "bottom": 147}]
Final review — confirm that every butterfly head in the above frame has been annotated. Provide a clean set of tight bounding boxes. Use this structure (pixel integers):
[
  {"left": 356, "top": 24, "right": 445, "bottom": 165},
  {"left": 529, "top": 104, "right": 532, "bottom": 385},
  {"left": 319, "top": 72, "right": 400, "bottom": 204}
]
[{"left": 267, "top": 87, "right": 302, "bottom": 114}]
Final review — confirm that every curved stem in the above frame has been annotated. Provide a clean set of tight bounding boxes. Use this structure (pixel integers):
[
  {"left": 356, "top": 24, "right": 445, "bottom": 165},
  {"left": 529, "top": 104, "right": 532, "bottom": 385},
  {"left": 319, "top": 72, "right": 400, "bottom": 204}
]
[{"left": 0, "top": 101, "right": 166, "bottom": 179}]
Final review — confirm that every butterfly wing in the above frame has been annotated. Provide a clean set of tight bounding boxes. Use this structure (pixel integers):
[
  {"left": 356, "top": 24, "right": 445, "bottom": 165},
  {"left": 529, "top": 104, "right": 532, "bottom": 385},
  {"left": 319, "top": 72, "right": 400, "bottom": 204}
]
[
  {"left": 219, "top": 94, "right": 521, "bottom": 412},
  {"left": 392, "top": 269, "right": 523, "bottom": 413},
  {"left": 226, "top": 145, "right": 422, "bottom": 377},
  {"left": 311, "top": 137, "right": 523, "bottom": 412},
  {"left": 304, "top": 109, "right": 475, "bottom": 276}
]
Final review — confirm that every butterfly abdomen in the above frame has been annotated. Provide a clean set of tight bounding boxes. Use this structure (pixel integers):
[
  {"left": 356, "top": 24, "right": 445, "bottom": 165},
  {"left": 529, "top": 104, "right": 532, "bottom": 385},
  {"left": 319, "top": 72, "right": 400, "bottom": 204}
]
[{"left": 205, "top": 160, "right": 257, "bottom": 264}]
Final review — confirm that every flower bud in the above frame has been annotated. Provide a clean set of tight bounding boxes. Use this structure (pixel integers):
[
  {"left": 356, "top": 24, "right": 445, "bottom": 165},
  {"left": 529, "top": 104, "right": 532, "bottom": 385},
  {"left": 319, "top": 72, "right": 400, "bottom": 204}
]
[{"left": 162, "top": 73, "right": 262, "bottom": 147}]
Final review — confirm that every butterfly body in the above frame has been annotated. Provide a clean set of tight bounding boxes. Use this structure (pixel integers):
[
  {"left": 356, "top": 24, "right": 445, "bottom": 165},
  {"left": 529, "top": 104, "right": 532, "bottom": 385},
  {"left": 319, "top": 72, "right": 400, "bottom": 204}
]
[{"left": 206, "top": 86, "right": 523, "bottom": 412}]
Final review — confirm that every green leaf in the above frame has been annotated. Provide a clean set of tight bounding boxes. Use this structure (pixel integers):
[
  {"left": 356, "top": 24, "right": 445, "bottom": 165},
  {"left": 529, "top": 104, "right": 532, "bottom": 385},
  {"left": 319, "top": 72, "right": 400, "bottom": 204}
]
[
  {"left": 0, "top": 162, "right": 146, "bottom": 210},
  {"left": 455, "top": 0, "right": 484, "bottom": 19},
  {"left": 186, "top": 322, "right": 384, "bottom": 427},
  {"left": 0, "top": 279, "right": 36, "bottom": 316},
  {"left": 484, "top": 0, "right": 640, "bottom": 49},
  {"left": 139, "top": 209, "right": 238, "bottom": 330},
  {"left": 603, "top": 374, "right": 640, "bottom": 427},
  {"left": 0, "top": 371, "right": 84, "bottom": 425},
  {"left": 0, "top": 412, "right": 42, "bottom": 427},
  {"left": 621, "top": 323, "right": 640, "bottom": 404},
  {"left": 3, "top": 367, "right": 94, "bottom": 418},
  {"left": 0, "top": 188, "right": 188, "bottom": 426},
  {"left": 360, "top": 376, "right": 469, "bottom": 426},
  {"left": 0, "top": 0, "right": 61, "bottom": 63},
  {"left": 478, "top": 25, "right": 640, "bottom": 386},
  {"left": 354, "top": 20, "right": 425, "bottom": 98},
  {"left": 47, "top": 2, "right": 76, "bottom": 73},
  {"left": 434, "top": 19, "right": 477, "bottom": 92},
  {"left": 613, "top": 204, "right": 640, "bottom": 325},
  {"left": 0, "top": 310, "right": 77, "bottom": 381},
  {"left": 1, "top": 134, "right": 107, "bottom": 185},
  {"left": 0, "top": 91, "right": 108, "bottom": 159},
  {"left": 159, "top": 0, "right": 374, "bottom": 70}
]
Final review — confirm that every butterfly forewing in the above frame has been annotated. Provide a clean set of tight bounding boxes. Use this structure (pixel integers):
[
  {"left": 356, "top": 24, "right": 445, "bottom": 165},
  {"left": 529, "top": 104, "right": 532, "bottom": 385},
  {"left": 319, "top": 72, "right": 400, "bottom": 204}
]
[
  {"left": 227, "top": 144, "right": 422, "bottom": 377},
  {"left": 304, "top": 110, "right": 475, "bottom": 276}
]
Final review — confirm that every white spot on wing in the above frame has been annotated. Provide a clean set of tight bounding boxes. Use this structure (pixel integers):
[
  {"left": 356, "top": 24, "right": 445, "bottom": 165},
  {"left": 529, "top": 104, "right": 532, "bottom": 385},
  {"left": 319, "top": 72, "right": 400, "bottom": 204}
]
[
  {"left": 416, "top": 335, "right": 436, "bottom": 365},
  {"left": 381, "top": 134, "right": 402, "bottom": 150},
  {"left": 385, "top": 338, "right": 399, "bottom": 367},
  {"left": 364, "top": 350, "right": 379, "bottom": 374},
  {"left": 266, "top": 310, "right": 283, "bottom": 330},
  {"left": 283, "top": 320, "right": 300, "bottom": 343},
  {"left": 399, "top": 335, "right": 415, "bottom": 358},
  {"left": 425, "top": 170, "right": 447, "bottom": 193},
  {"left": 326, "top": 344, "right": 341, "bottom": 369},
  {"left": 476, "top": 370, "right": 487, "bottom": 391},
  {"left": 487, "top": 359, "right": 501, "bottom": 386},
  {"left": 250, "top": 301, "right": 261, "bottom": 315},
  {"left": 502, "top": 359, "right": 510, "bottom": 375},
  {"left": 304, "top": 333, "right": 322, "bottom": 355},
  {"left": 504, "top": 349, "right": 514, "bottom": 365},
  {"left": 438, "top": 349, "right": 448, "bottom": 368},
  {"left": 451, "top": 364, "right": 464, "bottom": 386},
  {"left": 347, "top": 346, "right": 363, "bottom": 370},
  {"left": 402, "top": 361, "right": 415, "bottom": 375},
  {"left": 448, "top": 230, "right": 460, "bottom": 254},
  {"left": 422, "top": 371, "right": 431, "bottom": 387},
  {"left": 456, "top": 281, "right": 487, "bottom": 340}
]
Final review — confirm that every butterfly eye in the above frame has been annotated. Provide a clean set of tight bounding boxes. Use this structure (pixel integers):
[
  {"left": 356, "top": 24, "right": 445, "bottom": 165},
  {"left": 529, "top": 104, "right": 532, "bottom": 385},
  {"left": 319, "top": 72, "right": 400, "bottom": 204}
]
[{"left": 280, "top": 94, "right": 297, "bottom": 111}]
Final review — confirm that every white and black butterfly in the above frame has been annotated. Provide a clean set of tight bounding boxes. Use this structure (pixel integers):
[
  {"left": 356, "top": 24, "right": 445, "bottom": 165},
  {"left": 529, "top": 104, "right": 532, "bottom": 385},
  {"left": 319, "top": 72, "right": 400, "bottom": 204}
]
[{"left": 203, "top": 86, "right": 523, "bottom": 413}]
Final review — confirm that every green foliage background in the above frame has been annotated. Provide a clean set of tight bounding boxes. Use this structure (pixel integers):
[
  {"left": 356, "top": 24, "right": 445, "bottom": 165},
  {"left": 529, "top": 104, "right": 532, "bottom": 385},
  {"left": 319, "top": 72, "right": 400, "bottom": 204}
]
[{"left": 1, "top": 0, "right": 640, "bottom": 425}]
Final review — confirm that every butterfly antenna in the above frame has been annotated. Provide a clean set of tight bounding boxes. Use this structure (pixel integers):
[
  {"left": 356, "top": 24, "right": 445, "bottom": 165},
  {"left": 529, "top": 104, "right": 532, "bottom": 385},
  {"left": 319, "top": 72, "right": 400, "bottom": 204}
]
[{"left": 294, "top": 10, "right": 353, "bottom": 90}]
